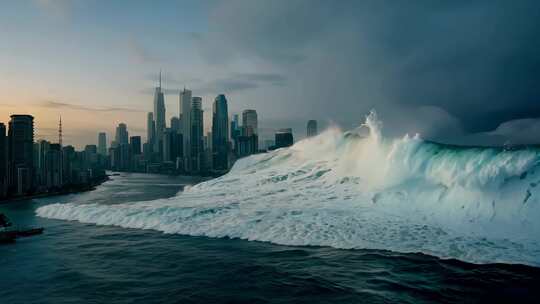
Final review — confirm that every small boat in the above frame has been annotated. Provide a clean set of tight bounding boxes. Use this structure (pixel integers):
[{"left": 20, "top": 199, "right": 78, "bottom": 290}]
[
  {"left": 0, "top": 213, "right": 44, "bottom": 244},
  {"left": 15, "top": 227, "right": 44, "bottom": 237}
]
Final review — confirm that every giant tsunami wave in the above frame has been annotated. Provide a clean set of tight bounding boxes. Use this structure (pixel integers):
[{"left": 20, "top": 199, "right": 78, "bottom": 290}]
[{"left": 37, "top": 112, "right": 540, "bottom": 266}]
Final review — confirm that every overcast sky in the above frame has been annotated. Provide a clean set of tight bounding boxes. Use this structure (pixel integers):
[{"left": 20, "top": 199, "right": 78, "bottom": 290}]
[{"left": 1, "top": 0, "right": 539, "bottom": 148}]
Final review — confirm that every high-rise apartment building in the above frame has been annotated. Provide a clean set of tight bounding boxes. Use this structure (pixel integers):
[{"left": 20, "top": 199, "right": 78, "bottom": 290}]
[{"left": 8, "top": 115, "right": 34, "bottom": 194}]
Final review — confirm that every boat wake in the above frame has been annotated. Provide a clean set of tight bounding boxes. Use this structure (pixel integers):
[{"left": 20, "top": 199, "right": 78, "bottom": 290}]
[{"left": 37, "top": 111, "right": 540, "bottom": 266}]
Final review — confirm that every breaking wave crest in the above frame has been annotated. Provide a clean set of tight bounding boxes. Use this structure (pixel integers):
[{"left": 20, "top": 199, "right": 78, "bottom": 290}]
[{"left": 37, "top": 111, "right": 540, "bottom": 266}]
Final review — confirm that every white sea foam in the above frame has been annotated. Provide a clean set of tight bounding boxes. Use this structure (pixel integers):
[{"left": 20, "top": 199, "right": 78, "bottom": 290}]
[{"left": 37, "top": 111, "right": 540, "bottom": 266}]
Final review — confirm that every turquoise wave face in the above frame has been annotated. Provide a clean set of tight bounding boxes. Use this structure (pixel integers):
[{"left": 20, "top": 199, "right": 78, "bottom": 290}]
[{"left": 37, "top": 111, "right": 540, "bottom": 266}]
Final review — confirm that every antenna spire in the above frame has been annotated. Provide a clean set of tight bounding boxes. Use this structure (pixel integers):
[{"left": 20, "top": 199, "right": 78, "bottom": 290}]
[
  {"left": 58, "top": 115, "right": 63, "bottom": 146},
  {"left": 159, "top": 69, "right": 162, "bottom": 89}
]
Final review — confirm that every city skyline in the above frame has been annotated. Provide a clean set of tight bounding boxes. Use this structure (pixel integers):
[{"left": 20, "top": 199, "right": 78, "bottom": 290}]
[
  {"left": 2, "top": 1, "right": 540, "bottom": 149},
  {"left": 2, "top": 74, "right": 309, "bottom": 151}
]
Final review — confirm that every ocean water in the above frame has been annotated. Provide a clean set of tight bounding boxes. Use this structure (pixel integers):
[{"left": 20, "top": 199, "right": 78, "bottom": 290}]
[{"left": 1, "top": 173, "right": 539, "bottom": 303}]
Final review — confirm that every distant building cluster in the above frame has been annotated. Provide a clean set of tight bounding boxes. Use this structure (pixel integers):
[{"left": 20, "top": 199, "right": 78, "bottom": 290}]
[
  {"left": 0, "top": 115, "right": 107, "bottom": 200},
  {"left": 104, "top": 73, "right": 317, "bottom": 176}
]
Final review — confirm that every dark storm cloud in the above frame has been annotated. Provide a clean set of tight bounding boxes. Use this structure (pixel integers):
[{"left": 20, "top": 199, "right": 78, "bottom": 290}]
[
  {"left": 41, "top": 101, "right": 143, "bottom": 113},
  {"left": 200, "top": 0, "right": 540, "bottom": 144}
]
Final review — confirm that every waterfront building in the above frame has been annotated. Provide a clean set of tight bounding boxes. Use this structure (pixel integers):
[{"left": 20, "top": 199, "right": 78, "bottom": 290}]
[
  {"left": 235, "top": 133, "right": 258, "bottom": 157},
  {"left": 45, "top": 143, "right": 63, "bottom": 189},
  {"left": 98, "top": 132, "right": 107, "bottom": 155},
  {"left": 8, "top": 115, "right": 34, "bottom": 194},
  {"left": 153, "top": 72, "right": 166, "bottom": 154},
  {"left": 307, "top": 120, "right": 318, "bottom": 137},
  {"left": 242, "top": 109, "right": 258, "bottom": 136},
  {"left": 180, "top": 88, "right": 192, "bottom": 171},
  {"left": 274, "top": 128, "right": 294, "bottom": 149},
  {"left": 0, "top": 123, "right": 7, "bottom": 197},
  {"left": 212, "top": 94, "right": 230, "bottom": 171},
  {"left": 115, "top": 123, "right": 129, "bottom": 146},
  {"left": 34, "top": 140, "right": 50, "bottom": 189},
  {"left": 62, "top": 145, "right": 75, "bottom": 185}
]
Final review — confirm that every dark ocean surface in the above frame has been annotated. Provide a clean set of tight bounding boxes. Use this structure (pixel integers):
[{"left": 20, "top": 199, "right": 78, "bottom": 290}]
[{"left": 1, "top": 173, "right": 539, "bottom": 304}]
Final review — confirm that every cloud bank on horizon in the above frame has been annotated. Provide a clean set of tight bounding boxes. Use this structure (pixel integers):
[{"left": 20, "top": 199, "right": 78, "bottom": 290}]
[{"left": 1, "top": 0, "right": 539, "bottom": 147}]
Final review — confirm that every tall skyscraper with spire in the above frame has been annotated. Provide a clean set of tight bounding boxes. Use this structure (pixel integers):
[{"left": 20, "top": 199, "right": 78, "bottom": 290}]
[
  {"left": 212, "top": 94, "right": 229, "bottom": 170},
  {"left": 153, "top": 70, "right": 166, "bottom": 156},
  {"left": 180, "top": 88, "right": 192, "bottom": 171}
]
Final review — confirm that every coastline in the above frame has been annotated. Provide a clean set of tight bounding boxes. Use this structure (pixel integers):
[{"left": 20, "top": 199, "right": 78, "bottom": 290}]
[{"left": 0, "top": 175, "right": 110, "bottom": 204}]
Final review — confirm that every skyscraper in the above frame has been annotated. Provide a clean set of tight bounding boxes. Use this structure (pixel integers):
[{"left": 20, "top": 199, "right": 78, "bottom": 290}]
[
  {"left": 180, "top": 88, "right": 192, "bottom": 171},
  {"left": 8, "top": 115, "right": 34, "bottom": 194},
  {"left": 307, "top": 120, "right": 318, "bottom": 137},
  {"left": 130, "top": 136, "right": 142, "bottom": 155},
  {"left": 45, "top": 143, "right": 62, "bottom": 188},
  {"left": 146, "top": 112, "right": 155, "bottom": 147},
  {"left": 212, "top": 94, "right": 230, "bottom": 170},
  {"left": 163, "top": 129, "right": 173, "bottom": 162},
  {"left": 98, "top": 132, "right": 107, "bottom": 155},
  {"left": 153, "top": 71, "right": 166, "bottom": 154},
  {"left": 242, "top": 109, "right": 258, "bottom": 136},
  {"left": 190, "top": 97, "right": 204, "bottom": 173},
  {"left": 115, "top": 123, "right": 129, "bottom": 145},
  {"left": 35, "top": 140, "right": 50, "bottom": 188}
]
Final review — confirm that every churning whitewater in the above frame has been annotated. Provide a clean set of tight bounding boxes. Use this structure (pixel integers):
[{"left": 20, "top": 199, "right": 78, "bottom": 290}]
[{"left": 37, "top": 112, "right": 540, "bottom": 266}]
